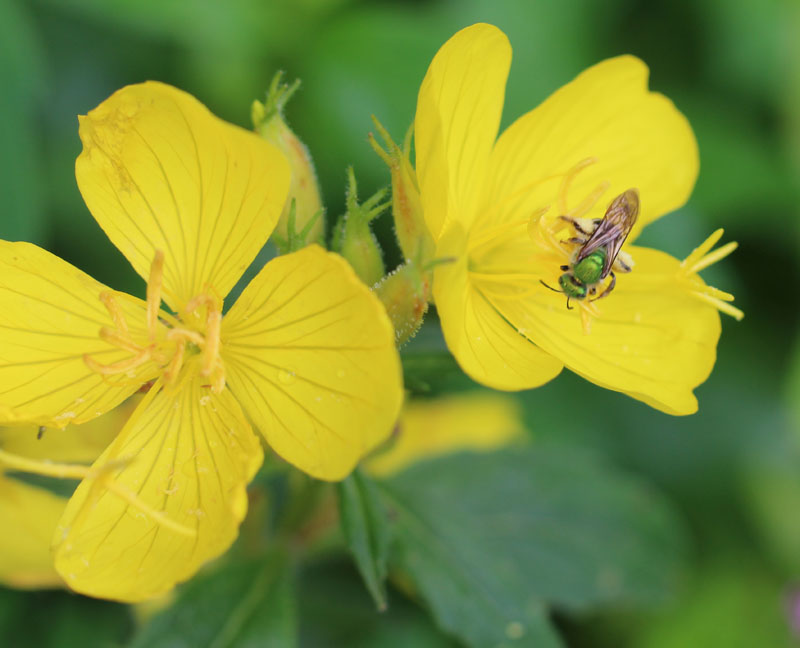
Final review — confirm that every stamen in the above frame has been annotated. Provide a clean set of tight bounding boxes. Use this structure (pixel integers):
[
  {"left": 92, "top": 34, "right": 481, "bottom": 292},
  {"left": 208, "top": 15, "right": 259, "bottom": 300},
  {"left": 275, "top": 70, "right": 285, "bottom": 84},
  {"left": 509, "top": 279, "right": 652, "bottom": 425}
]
[
  {"left": 687, "top": 241, "right": 738, "bottom": 274},
  {"left": 163, "top": 338, "right": 186, "bottom": 386},
  {"left": 0, "top": 448, "right": 123, "bottom": 480},
  {"left": 557, "top": 157, "right": 597, "bottom": 215},
  {"left": 692, "top": 291, "right": 745, "bottom": 321},
  {"left": 166, "top": 328, "right": 205, "bottom": 346},
  {"left": 681, "top": 228, "right": 724, "bottom": 272},
  {"left": 147, "top": 251, "right": 165, "bottom": 341},
  {"left": 564, "top": 180, "right": 610, "bottom": 219},
  {"left": 84, "top": 347, "right": 153, "bottom": 375},
  {"left": 202, "top": 310, "right": 222, "bottom": 377},
  {"left": 678, "top": 229, "right": 743, "bottom": 320},
  {"left": 99, "top": 327, "right": 144, "bottom": 354},
  {"left": 99, "top": 291, "right": 129, "bottom": 336}
]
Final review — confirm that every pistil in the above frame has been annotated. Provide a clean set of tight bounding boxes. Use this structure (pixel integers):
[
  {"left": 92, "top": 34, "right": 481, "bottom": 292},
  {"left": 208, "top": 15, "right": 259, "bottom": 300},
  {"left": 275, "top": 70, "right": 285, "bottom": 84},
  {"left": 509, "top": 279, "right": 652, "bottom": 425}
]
[{"left": 678, "top": 229, "right": 743, "bottom": 320}]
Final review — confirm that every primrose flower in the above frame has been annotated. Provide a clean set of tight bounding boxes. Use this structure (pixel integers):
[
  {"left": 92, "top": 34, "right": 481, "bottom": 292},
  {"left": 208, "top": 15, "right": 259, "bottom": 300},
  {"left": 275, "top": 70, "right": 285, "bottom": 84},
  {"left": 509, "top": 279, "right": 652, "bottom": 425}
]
[
  {"left": 0, "top": 82, "right": 402, "bottom": 601},
  {"left": 415, "top": 24, "right": 742, "bottom": 415}
]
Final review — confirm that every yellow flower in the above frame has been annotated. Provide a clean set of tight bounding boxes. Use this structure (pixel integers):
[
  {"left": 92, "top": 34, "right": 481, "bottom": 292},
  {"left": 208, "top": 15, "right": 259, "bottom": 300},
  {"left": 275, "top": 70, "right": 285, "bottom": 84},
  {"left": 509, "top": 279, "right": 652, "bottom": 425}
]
[
  {"left": 0, "top": 403, "right": 133, "bottom": 589},
  {"left": 415, "top": 24, "right": 742, "bottom": 415},
  {"left": 0, "top": 82, "right": 402, "bottom": 601},
  {"left": 366, "top": 391, "right": 525, "bottom": 477}
]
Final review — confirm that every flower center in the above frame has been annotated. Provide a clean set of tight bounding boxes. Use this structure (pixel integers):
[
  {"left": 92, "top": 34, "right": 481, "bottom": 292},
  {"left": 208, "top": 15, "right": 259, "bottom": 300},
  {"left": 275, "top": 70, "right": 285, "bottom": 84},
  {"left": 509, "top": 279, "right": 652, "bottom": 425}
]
[
  {"left": 84, "top": 251, "right": 226, "bottom": 393},
  {"left": 468, "top": 157, "right": 620, "bottom": 334}
]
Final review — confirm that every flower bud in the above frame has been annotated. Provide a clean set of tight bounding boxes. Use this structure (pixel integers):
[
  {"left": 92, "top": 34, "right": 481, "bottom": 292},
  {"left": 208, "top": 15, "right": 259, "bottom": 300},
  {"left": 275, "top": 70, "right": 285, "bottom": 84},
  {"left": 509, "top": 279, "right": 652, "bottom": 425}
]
[
  {"left": 369, "top": 117, "right": 434, "bottom": 265},
  {"left": 374, "top": 262, "right": 431, "bottom": 346},
  {"left": 253, "top": 72, "right": 324, "bottom": 251},
  {"left": 332, "top": 167, "right": 387, "bottom": 287}
]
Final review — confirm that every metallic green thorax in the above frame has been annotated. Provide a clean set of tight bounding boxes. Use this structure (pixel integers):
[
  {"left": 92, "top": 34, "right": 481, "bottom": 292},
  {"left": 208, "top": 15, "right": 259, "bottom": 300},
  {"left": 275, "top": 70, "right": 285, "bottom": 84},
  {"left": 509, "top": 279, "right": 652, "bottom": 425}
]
[
  {"left": 558, "top": 248, "right": 607, "bottom": 300},
  {"left": 573, "top": 249, "right": 606, "bottom": 285}
]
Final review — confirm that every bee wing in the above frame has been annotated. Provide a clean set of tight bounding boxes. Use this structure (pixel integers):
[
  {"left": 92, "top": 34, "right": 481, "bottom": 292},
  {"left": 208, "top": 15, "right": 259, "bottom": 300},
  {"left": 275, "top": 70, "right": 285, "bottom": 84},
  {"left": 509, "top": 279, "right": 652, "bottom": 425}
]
[{"left": 576, "top": 190, "right": 639, "bottom": 277}]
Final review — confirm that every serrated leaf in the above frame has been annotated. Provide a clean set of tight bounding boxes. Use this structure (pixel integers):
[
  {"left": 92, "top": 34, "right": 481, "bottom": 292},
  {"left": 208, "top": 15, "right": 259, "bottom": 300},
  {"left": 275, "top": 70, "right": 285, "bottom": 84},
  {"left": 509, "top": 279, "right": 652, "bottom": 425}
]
[
  {"left": 376, "top": 446, "right": 687, "bottom": 648},
  {"left": 338, "top": 469, "right": 392, "bottom": 611},
  {"left": 129, "top": 551, "right": 295, "bottom": 648}
]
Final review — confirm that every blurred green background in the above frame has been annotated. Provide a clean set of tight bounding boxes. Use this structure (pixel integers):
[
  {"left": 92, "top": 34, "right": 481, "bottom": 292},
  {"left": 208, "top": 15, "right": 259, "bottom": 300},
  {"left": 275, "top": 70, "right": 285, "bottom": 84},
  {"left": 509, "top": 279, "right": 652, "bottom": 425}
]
[{"left": 0, "top": 0, "right": 799, "bottom": 646}]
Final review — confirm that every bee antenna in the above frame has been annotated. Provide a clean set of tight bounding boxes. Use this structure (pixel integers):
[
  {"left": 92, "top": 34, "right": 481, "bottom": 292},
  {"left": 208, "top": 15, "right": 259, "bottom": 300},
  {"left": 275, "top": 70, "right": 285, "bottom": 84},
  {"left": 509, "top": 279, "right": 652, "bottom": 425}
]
[
  {"left": 539, "top": 280, "right": 562, "bottom": 294},
  {"left": 566, "top": 297, "right": 573, "bottom": 310}
]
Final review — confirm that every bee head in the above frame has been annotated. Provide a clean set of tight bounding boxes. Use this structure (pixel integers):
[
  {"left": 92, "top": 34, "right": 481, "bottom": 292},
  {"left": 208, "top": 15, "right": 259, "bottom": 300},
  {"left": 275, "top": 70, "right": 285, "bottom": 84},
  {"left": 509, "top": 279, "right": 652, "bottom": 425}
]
[{"left": 558, "top": 273, "right": 587, "bottom": 300}]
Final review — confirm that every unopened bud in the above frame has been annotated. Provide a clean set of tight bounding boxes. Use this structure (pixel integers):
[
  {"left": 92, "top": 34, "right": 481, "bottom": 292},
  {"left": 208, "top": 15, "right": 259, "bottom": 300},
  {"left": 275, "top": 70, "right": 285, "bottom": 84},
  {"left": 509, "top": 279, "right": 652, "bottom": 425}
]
[
  {"left": 369, "top": 117, "right": 434, "bottom": 265},
  {"left": 374, "top": 262, "right": 431, "bottom": 346},
  {"left": 332, "top": 167, "right": 388, "bottom": 287},
  {"left": 253, "top": 72, "right": 324, "bottom": 251}
]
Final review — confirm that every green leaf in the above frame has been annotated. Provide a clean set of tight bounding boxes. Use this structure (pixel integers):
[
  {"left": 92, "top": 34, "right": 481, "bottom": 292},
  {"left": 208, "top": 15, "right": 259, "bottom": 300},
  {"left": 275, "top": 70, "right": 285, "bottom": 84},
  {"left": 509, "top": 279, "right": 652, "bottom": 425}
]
[
  {"left": 129, "top": 551, "right": 296, "bottom": 648},
  {"left": 338, "top": 469, "right": 392, "bottom": 611},
  {"left": 0, "top": 587, "right": 132, "bottom": 648},
  {"left": 298, "top": 559, "right": 457, "bottom": 648},
  {"left": 0, "top": 0, "right": 47, "bottom": 244},
  {"left": 376, "top": 446, "right": 687, "bottom": 648}
]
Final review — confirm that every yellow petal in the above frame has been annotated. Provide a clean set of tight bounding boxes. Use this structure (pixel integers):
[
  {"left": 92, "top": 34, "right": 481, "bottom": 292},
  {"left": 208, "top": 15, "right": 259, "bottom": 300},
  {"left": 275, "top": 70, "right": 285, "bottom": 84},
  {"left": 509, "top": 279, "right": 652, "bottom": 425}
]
[
  {"left": 0, "top": 241, "right": 154, "bottom": 427},
  {"left": 0, "top": 476, "right": 66, "bottom": 588},
  {"left": 366, "top": 392, "right": 525, "bottom": 477},
  {"left": 415, "top": 23, "right": 511, "bottom": 241},
  {"left": 433, "top": 224, "right": 563, "bottom": 391},
  {"left": 76, "top": 81, "right": 291, "bottom": 311},
  {"left": 222, "top": 245, "right": 403, "bottom": 481},
  {"left": 492, "top": 246, "right": 721, "bottom": 415},
  {"left": 53, "top": 377, "right": 263, "bottom": 601},
  {"left": 480, "top": 55, "right": 698, "bottom": 240},
  {"left": 2, "top": 397, "right": 138, "bottom": 464}
]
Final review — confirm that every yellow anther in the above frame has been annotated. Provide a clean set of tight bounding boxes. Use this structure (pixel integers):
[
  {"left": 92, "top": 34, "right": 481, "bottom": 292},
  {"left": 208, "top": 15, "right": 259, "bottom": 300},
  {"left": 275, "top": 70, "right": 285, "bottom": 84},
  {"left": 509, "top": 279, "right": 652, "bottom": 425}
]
[{"left": 147, "top": 250, "right": 165, "bottom": 341}]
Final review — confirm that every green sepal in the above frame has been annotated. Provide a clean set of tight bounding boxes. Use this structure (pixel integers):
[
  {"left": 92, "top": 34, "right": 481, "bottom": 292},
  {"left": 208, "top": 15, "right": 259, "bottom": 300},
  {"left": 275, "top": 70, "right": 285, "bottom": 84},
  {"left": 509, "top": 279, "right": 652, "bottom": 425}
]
[
  {"left": 332, "top": 167, "right": 389, "bottom": 286},
  {"left": 271, "top": 199, "right": 324, "bottom": 255}
]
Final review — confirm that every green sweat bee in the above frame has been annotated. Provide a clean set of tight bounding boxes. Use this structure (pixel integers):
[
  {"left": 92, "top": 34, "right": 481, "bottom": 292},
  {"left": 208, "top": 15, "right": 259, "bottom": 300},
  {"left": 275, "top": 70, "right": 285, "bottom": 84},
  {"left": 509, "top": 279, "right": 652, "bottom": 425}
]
[{"left": 543, "top": 189, "right": 639, "bottom": 308}]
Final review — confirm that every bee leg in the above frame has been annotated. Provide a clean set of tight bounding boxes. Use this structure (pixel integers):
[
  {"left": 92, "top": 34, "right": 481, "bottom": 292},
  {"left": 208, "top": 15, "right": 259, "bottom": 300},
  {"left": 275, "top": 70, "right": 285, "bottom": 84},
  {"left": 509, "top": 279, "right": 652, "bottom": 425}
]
[
  {"left": 613, "top": 249, "right": 634, "bottom": 273},
  {"left": 560, "top": 265, "right": 570, "bottom": 271},
  {"left": 593, "top": 272, "right": 617, "bottom": 301},
  {"left": 563, "top": 236, "right": 587, "bottom": 245}
]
